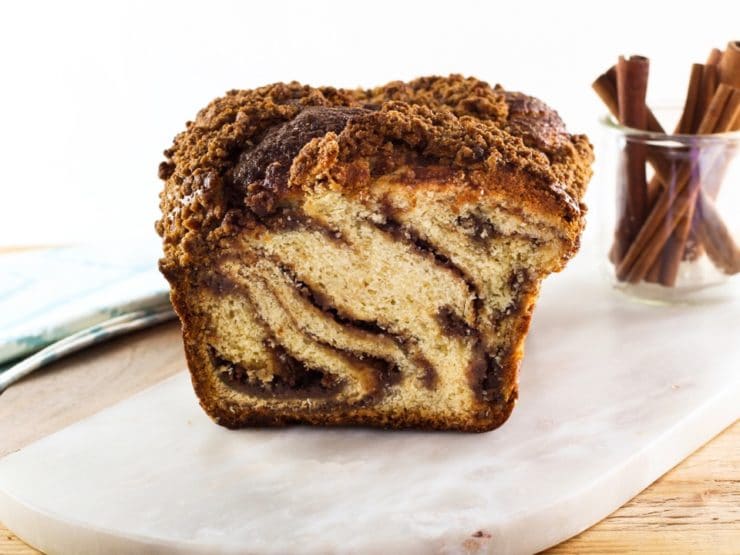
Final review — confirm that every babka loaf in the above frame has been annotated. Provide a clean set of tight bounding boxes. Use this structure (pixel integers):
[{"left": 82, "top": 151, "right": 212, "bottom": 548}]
[{"left": 156, "top": 75, "right": 592, "bottom": 432}]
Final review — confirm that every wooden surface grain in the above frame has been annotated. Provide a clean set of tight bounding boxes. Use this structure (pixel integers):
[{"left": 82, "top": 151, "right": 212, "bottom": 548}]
[{"left": 0, "top": 323, "right": 738, "bottom": 554}]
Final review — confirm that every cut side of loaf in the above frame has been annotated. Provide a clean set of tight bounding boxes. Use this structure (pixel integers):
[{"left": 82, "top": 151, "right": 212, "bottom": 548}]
[{"left": 157, "top": 76, "right": 593, "bottom": 432}]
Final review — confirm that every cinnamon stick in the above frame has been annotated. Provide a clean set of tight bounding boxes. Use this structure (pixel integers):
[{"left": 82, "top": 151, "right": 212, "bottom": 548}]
[
  {"left": 644, "top": 64, "right": 703, "bottom": 284},
  {"left": 697, "top": 77, "right": 732, "bottom": 133},
  {"left": 658, "top": 64, "right": 709, "bottom": 285},
  {"left": 593, "top": 63, "right": 663, "bottom": 267},
  {"left": 592, "top": 66, "right": 664, "bottom": 133},
  {"left": 682, "top": 52, "right": 725, "bottom": 263},
  {"left": 592, "top": 67, "right": 620, "bottom": 123},
  {"left": 676, "top": 64, "right": 705, "bottom": 134},
  {"left": 659, "top": 214, "right": 694, "bottom": 285},
  {"left": 692, "top": 64, "right": 718, "bottom": 131},
  {"left": 613, "top": 56, "right": 650, "bottom": 262},
  {"left": 645, "top": 257, "right": 662, "bottom": 283},
  {"left": 718, "top": 41, "right": 740, "bottom": 87},
  {"left": 706, "top": 48, "right": 723, "bottom": 67}
]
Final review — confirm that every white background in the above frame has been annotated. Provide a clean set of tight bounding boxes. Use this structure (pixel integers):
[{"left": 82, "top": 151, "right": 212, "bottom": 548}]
[{"left": 1, "top": 0, "right": 738, "bottom": 247}]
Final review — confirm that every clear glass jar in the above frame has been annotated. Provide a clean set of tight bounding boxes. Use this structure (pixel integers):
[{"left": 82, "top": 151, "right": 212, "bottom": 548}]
[{"left": 599, "top": 112, "right": 740, "bottom": 303}]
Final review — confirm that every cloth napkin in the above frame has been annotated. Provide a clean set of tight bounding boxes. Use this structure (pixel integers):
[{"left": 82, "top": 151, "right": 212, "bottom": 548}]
[{"left": 0, "top": 242, "right": 171, "bottom": 367}]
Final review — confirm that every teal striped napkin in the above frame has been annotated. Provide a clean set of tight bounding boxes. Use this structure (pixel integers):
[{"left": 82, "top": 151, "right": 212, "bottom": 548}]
[{"left": 0, "top": 243, "right": 171, "bottom": 367}]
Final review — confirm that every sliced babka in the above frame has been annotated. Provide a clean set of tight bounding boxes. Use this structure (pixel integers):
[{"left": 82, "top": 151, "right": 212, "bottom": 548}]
[{"left": 156, "top": 75, "right": 593, "bottom": 432}]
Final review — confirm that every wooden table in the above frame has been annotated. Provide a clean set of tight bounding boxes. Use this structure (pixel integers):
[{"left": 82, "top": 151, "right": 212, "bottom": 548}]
[{"left": 0, "top": 322, "right": 738, "bottom": 554}]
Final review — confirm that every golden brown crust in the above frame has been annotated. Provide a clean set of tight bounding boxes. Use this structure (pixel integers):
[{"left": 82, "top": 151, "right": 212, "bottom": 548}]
[{"left": 156, "top": 75, "right": 593, "bottom": 271}]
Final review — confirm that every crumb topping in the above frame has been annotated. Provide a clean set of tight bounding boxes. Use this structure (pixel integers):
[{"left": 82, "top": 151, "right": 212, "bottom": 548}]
[{"left": 156, "top": 75, "right": 593, "bottom": 266}]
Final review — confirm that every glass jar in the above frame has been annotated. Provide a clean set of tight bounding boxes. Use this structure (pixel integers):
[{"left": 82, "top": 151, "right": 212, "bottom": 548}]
[{"left": 599, "top": 113, "right": 740, "bottom": 303}]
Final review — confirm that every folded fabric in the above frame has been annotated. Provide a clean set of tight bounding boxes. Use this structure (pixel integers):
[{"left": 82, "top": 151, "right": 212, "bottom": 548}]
[{"left": 0, "top": 242, "right": 170, "bottom": 366}]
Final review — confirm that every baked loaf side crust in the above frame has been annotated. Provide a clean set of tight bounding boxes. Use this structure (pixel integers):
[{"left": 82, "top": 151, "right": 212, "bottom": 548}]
[{"left": 157, "top": 75, "right": 593, "bottom": 432}]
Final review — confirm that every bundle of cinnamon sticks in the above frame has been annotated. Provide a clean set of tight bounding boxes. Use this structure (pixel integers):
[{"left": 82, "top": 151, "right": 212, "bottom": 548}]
[{"left": 593, "top": 41, "right": 740, "bottom": 287}]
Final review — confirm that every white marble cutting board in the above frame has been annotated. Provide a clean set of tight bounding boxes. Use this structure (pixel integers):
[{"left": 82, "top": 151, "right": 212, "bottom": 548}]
[{"left": 1, "top": 262, "right": 739, "bottom": 555}]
